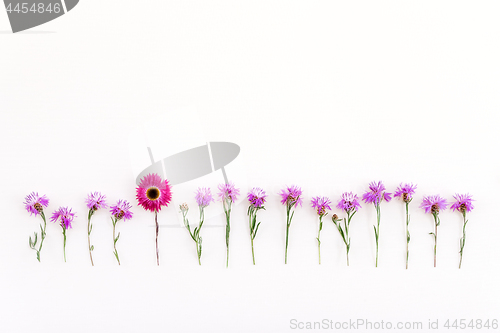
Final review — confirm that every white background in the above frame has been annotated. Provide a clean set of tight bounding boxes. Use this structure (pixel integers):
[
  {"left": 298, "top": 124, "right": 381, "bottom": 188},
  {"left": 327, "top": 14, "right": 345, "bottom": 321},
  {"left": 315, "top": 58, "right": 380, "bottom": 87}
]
[{"left": 1, "top": 1, "right": 499, "bottom": 332}]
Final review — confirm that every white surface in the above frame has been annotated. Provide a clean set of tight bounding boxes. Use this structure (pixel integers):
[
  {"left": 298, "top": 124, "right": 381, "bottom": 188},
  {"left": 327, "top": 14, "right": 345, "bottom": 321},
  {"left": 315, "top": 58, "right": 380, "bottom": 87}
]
[{"left": 1, "top": 1, "right": 499, "bottom": 332}]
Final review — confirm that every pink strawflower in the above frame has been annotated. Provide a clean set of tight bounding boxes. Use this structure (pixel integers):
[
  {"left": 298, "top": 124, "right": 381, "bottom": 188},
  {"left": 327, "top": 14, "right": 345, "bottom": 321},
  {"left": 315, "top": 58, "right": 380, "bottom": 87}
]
[
  {"left": 247, "top": 187, "right": 267, "bottom": 208},
  {"left": 24, "top": 192, "right": 49, "bottom": 216},
  {"left": 362, "top": 181, "right": 392, "bottom": 205},
  {"left": 136, "top": 173, "right": 172, "bottom": 212},
  {"left": 50, "top": 207, "right": 76, "bottom": 229},
  {"left": 279, "top": 185, "right": 303, "bottom": 208},
  {"left": 218, "top": 182, "right": 240, "bottom": 203},
  {"left": 394, "top": 183, "right": 417, "bottom": 203},
  {"left": 420, "top": 195, "right": 448, "bottom": 215},
  {"left": 110, "top": 200, "right": 133, "bottom": 221},
  {"left": 336, "top": 192, "right": 361, "bottom": 212},
  {"left": 85, "top": 192, "right": 108, "bottom": 211},
  {"left": 311, "top": 196, "right": 332, "bottom": 216},
  {"left": 195, "top": 187, "right": 214, "bottom": 207},
  {"left": 450, "top": 193, "right": 474, "bottom": 213}
]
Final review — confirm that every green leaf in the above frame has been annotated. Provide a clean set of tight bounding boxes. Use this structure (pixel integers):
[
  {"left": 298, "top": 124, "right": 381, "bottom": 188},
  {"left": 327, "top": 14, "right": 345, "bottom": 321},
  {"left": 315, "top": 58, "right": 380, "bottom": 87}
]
[
  {"left": 253, "top": 222, "right": 261, "bottom": 238},
  {"left": 114, "top": 232, "right": 120, "bottom": 244},
  {"left": 90, "top": 245, "right": 94, "bottom": 251}
]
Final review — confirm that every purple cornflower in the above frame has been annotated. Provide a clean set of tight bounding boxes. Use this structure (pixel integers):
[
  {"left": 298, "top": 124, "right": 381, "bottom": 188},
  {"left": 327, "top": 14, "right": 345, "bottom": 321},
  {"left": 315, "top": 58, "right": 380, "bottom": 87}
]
[
  {"left": 336, "top": 192, "right": 361, "bottom": 212},
  {"left": 420, "top": 195, "right": 448, "bottom": 215},
  {"left": 24, "top": 192, "right": 49, "bottom": 216},
  {"left": 51, "top": 207, "right": 76, "bottom": 229},
  {"left": 24, "top": 192, "right": 50, "bottom": 262},
  {"left": 196, "top": 187, "right": 214, "bottom": 208},
  {"left": 450, "top": 193, "right": 475, "bottom": 214},
  {"left": 394, "top": 183, "right": 417, "bottom": 269},
  {"left": 218, "top": 182, "right": 240, "bottom": 268},
  {"left": 281, "top": 185, "right": 303, "bottom": 264},
  {"left": 421, "top": 195, "right": 448, "bottom": 268},
  {"left": 218, "top": 182, "right": 240, "bottom": 203},
  {"left": 311, "top": 196, "right": 331, "bottom": 264},
  {"left": 110, "top": 200, "right": 133, "bottom": 221},
  {"left": 279, "top": 185, "right": 303, "bottom": 208},
  {"left": 363, "top": 181, "right": 391, "bottom": 267},
  {"left": 86, "top": 192, "right": 108, "bottom": 266},
  {"left": 86, "top": 192, "right": 108, "bottom": 211},
  {"left": 51, "top": 206, "right": 76, "bottom": 262},
  {"left": 247, "top": 187, "right": 267, "bottom": 208},
  {"left": 451, "top": 193, "right": 474, "bottom": 269},
  {"left": 362, "top": 181, "right": 392, "bottom": 205},
  {"left": 110, "top": 200, "right": 133, "bottom": 265},
  {"left": 394, "top": 183, "right": 417, "bottom": 203},
  {"left": 311, "top": 196, "right": 332, "bottom": 216}
]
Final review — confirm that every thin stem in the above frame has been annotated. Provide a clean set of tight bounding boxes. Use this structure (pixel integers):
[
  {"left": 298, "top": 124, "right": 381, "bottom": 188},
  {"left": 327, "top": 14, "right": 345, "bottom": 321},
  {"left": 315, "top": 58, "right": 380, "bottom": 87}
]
[
  {"left": 345, "top": 214, "right": 350, "bottom": 266},
  {"left": 155, "top": 210, "right": 159, "bottom": 266},
  {"left": 197, "top": 207, "right": 204, "bottom": 266},
  {"left": 37, "top": 212, "right": 47, "bottom": 262},
  {"left": 285, "top": 214, "right": 290, "bottom": 264},
  {"left": 88, "top": 211, "right": 94, "bottom": 266},
  {"left": 112, "top": 218, "right": 120, "bottom": 265},
  {"left": 375, "top": 203, "right": 381, "bottom": 268},
  {"left": 317, "top": 216, "right": 323, "bottom": 265},
  {"left": 225, "top": 207, "right": 231, "bottom": 268},
  {"left": 433, "top": 213, "right": 438, "bottom": 268},
  {"left": 459, "top": 211, "right": 467, "bottom": 269},
  {"left": 251, "top": 237, "right": 255, "bottom": 265},
  {"left": 405, "top": 202, "right": 410, "bottom": 270},
  {"left": 62, "top": 226, "right": 67, "bottom": 263}
]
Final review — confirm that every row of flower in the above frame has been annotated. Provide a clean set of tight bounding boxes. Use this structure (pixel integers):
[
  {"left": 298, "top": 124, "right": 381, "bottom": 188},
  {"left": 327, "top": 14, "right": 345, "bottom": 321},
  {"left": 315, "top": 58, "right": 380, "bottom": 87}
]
[{"left": 24, "top": 174, "right": 474, "bottom": 268}]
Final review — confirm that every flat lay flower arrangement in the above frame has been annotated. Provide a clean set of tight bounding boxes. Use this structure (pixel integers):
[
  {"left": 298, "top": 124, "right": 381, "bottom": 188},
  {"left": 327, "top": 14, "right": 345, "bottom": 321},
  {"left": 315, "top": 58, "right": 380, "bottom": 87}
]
[{"left": 24, "top": 176, "right": 475, "bottom": 268}]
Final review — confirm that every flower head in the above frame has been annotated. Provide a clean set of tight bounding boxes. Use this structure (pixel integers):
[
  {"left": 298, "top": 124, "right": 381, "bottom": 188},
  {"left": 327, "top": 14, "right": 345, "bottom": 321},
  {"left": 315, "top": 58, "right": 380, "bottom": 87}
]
[
  {"left": 110, "top": 200, "right": 133, "bottom": 221},
  {"left": 136, "top": 173, "right": 172, "bottom": 212},
  {"left": 337, "top": 192, "right": 362, "bottom": 212},
  {"left": 362, "top": 181, "right": 392, "bottom": 205},
  {"left": 51, "top": 207, "right": 76, "bottom": 229},
  {"left": 393, "top": 183, "right": 417, "bottom": 203},
  {"left": 420, "top": 195, "right": 448, "bottom": 215},
  {"left": 179, "top": 203, "right": 189, "bottom": 213},
  {"left": 247, "top": 187, "right": 267, "bottom": 208},
  {"left": 24, "top": 192, "right": 49, "bottom": 216},
  {"left": 85, "top": 192, "right": 108, "bottom": 211},
  {"left": 279, "top": 185, "right": 303, "bottom": 208},
  {"left": 196, "top": 187, "right": 214, "bottom": 208},
  {"left": 217, "top": 182, "right": 240, "bottom": 203},
  {"left": 450, "top": 193, "right": 474, "bottom": 214},
  {"left": 311, "top": 196, "right": 332, "bottom": 216}
]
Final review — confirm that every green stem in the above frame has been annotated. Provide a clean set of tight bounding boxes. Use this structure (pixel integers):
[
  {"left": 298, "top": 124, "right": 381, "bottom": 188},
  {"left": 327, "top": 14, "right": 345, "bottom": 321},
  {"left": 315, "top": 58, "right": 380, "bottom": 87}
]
[
  {"left": 37, "top": 212, "right": 47, "bottom": 262},
  {"left": 112, "top": 217, "right": 120, "bottom": 265},
  {"left": 88, "top": 210, "right": 94, "bottom": 266},
  {"left": 375, "top": 203, "right": 381, "bottom": 268},
  {"left": 251, "top": 237, "right": 255, "bottom": 265},
  {"left": 225, "top": 207, "right": 231, "bottom": 268},
  {"left": 433, "top": 213, "right": 439, "bottom": 267},
  {"left": 285, "top": 206, "right": 290, "bottom": 264},
  {"left": 405, "top": 202, "right": 410, "bottom": 269},
  {"left": 317, "top": 216, "right": 323, "bottom": 265},
  {"left": 62, "top": 226, "right": 67, "bottom": 263},
  {"left": 459, "top": 211, "right": 467, "bottom": 269}
]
